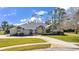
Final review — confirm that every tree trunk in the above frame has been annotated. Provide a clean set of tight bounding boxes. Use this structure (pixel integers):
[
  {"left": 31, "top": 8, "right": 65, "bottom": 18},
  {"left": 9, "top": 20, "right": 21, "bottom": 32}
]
[
  {"left": 75, "top": 29, "right": 78, "bottom": 34},
  {"left": 75, "top": 24, "right": 78, "bottom": 34}
]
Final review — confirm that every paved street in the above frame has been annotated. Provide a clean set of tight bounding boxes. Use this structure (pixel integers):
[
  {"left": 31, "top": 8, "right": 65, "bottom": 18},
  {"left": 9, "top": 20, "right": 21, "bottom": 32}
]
[{"left": 33, "top": 47, "right": 79, "bottom": 51}]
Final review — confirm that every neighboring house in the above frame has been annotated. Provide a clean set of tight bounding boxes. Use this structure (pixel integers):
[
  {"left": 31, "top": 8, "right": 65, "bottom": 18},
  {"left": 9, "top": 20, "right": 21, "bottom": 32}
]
[{"left": 10, "top": 17, "right": 46, "bottom": 36}]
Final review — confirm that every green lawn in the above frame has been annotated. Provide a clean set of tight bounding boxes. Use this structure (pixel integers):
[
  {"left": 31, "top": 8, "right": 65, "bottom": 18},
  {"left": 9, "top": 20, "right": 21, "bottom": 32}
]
[
  {"left": 0, "top": 31, "right": 4, "bottom": 35},
  {"left": 47, "top": 33, "right": 79, "bottom": 42},
  {"left": 0, "top": 38, "right": 46, "bottom": 47},
  {"left": 3, "top": 44, "right": 51, "bottom": 51}
]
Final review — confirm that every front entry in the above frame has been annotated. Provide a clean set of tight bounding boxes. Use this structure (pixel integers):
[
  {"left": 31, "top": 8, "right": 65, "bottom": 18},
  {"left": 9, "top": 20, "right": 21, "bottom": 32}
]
[
  {"left": 29, "top": 29, "right": 33, "bottom": 35},
  {"left": 16, "top": 26, "right": 24, "bottom": 36},
  {"left": 36, "top": 26, "right": 44, "bottom": 34}
]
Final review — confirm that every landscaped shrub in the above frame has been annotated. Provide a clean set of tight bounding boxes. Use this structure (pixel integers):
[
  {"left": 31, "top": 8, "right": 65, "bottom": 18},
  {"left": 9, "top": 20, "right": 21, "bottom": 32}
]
[
  {"left": 51, "top": 31, "right": 64, "bottom": 35},
  {"left": 43, "top": 31, "right": 64, "bottom": 35},
  {"left": 64, "top": 29, "right": 75, "bottom": 32},
  {"left": 46, "top": 29, "right": 51, "bottom": 33},
  {"left": 14, "top": 33, "right": 24, "bottom": 36},
  {"left": 5, "top": 30, "right": 10, "bottom": 34},
  {"left": 11, "top": 33, "right": 33, "bottom": 36}
]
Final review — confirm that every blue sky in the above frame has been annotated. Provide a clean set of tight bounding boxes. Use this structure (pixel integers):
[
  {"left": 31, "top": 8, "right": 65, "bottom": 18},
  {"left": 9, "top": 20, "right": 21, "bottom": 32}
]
[{"left": 0, "top": 7, "right": 56, "bottom": 25}]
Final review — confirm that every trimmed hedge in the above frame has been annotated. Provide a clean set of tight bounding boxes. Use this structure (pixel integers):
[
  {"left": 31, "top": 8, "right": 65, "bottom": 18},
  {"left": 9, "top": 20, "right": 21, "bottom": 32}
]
[{"left": 64, "top": 29, "right": 75, "bottom": 32}]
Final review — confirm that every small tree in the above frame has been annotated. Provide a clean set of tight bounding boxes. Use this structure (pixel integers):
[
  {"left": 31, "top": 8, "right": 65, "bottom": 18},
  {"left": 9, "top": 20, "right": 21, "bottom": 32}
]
[
  {"left": 1, "top": 21, "right": 15, "bottom": 34},
  {"left": 1, "top": 21, "right": 8, "bottom": 31}
]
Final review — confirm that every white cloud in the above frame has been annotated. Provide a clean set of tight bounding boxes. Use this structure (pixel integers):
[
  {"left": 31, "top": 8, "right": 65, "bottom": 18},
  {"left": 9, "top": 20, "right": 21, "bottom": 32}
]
[
  {"left": 15, "top": 18, "right": 28, "bottom": 26},
  {"left": 20, "top": 19, "right": 27, "bottom": 22},
  {"left": 30, "top": 17, "right": 36, "bottom": 21},
  {"left": 3, "top": 12, "right": 16, "bottom": 17},
  {"left": 30, "top": 16, "right": 42, "bottom": 23},
  {"left": 35, "top": 11, "right": 47, "bottom": 15},
  {"left": 3, "top": 9, "right": 16, "bottom": 17},
  {"left": 38, "top": 17, "right": 42, "bottom": 22},
  {"left": 3, "top": 14, "right": 7, "bottom": 17},
  {"left": 14, "top": 23, "right": 25, "bottom": 26},
  {"left": 8, "top": 12, "right": 16, "bottom": 16}
]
